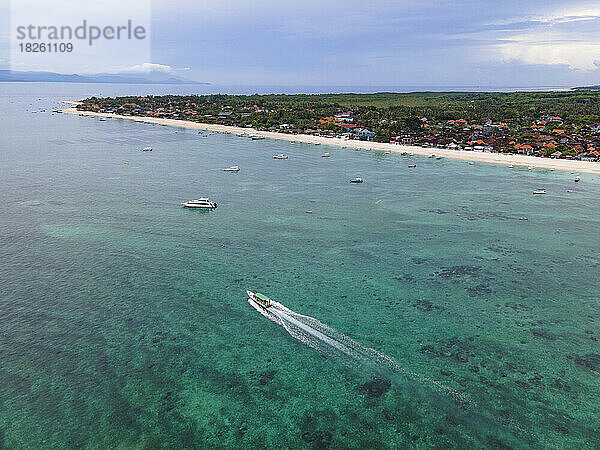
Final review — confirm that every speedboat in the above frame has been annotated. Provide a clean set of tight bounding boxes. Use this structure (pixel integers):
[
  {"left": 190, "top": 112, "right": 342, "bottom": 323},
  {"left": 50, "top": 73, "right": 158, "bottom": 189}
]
[
  {"left": 350, "top": 177, "right": 363, "bottom": 183},
  {"left": 247, "top": 290, "right": 272, "bottom": 309},
  {"left": 321, "top": 152, "right": 331, "bottom": 157},
  {"left": 224, "top": 165, "right": 240, "bottom": 172},
  {"left": 408, "top": 164, "right": 417, "bottom": 168},
  {"left": 429, "top": 154, "right": 436, "bottom": 158},
  {"left": 251, "top": 136, "right": 265, "bottom": 140},
  {"left": 574, "top": 176, "right": 581, "bottom": 182},
  {"left": 142, "top": 146, "right": 152, "bottom": 152},
  {"left": 181, "top": 198, "right": 218, "bottom": 209},
  {"left": 273, "top": 154, "right": 288, "bottom": 159},
  {"left": 436, "top": 156, "right": 443, "bottom": 160},
  {"left": 533, "top": 189, "right": 546, "bottom": 195},
  {"left": 509, "top": 165, "right": 514, "bottom": 168},
  {"left": 315, "top": 143, "right": 321, "bottom": 146},
  {"left": 528, "top": 166, "right": 534, "bottom": 170},
  {"left": 468, "top": 161, "right": 475, "bottom": 165}
]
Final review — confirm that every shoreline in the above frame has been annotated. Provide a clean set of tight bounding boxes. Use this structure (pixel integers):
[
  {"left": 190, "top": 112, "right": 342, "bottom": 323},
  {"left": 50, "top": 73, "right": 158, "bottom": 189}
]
[{"left": 62, "top": 107, "right": 600, "bottom": 174}]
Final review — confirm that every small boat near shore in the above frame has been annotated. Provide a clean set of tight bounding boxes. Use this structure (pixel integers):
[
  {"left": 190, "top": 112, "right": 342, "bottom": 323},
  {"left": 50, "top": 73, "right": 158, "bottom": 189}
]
[
  {"left": 181, "top": 198, "right": 218, "bottom": 209},
  {"left": 224, "top": 165, "right": 240, "bottom": 172},
  {"left": 273, "top": 154, "right": 288, "bottom": 159},
  {"left": 247, "top": 290, "right": 272, "bottom": 309},
  {"left": 321, "top": 152, "right": 331, "bottom": 157},
  {"left": 251, "top": 136, "right": 265, "bottom": 140},
  {"left": 574, "top": 176, "right": 581, "bottom": 182},
  {"left": 350, "top": 177, "right": 363, "bottom": 183}
]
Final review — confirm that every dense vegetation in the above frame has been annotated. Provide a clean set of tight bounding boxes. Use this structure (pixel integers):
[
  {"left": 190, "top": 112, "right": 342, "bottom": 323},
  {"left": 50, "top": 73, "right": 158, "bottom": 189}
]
[{"left": 78, "top": 91, "right": 600, "bottom": 159}]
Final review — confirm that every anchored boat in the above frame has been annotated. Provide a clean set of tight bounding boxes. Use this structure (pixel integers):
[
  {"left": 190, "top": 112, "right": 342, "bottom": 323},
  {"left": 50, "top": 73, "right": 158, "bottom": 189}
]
[
  {"left": 224, "top": 165, "right": 240, "bottom": 172},
  {"left": 247, "top": 290, "right": 272, "bottom": 309},
  {"left": 181, "top": 198, "right": 218, "bottom": 209},
  {"left": 350, "top": 177, "right": 363, "bottom": 183}
]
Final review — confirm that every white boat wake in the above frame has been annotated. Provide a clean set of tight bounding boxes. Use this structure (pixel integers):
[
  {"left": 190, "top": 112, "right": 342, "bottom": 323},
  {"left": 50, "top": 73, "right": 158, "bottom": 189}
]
[
  {"left": 248, "top": 296, "right": 538, "bottom": 444},
  {"left": 248, "top": 298, "right": 470, "bottom": 406}
]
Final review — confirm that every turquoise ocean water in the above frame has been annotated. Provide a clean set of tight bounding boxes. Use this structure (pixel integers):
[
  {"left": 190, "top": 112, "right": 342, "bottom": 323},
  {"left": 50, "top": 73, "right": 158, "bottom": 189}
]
[{"left": 1, "top": 83, "right": 600, "bottom": 448}]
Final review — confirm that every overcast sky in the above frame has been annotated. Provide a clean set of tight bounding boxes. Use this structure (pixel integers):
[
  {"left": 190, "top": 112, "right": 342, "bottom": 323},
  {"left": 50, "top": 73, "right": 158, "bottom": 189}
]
[{"left": 4, "top": 0, "right": 600, "bottom": 87}]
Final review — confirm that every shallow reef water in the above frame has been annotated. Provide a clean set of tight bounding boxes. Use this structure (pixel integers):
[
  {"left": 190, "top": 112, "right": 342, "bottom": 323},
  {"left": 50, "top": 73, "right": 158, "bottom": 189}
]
[{"left": 1, "top": 86, "right": 600, "bottom": 448}]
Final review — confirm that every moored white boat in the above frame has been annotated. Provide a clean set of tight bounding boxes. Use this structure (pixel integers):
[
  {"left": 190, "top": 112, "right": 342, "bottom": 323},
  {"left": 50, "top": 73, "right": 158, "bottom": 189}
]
[
  {"left": 224, "top": 165, "right": 240, "bottom": 172},
  {"left": 142, "top": 146, "right": 152, "bottom": 151},
  {"left": 181, "top": 197, "right": 218, "bottom": 209},
  {"left": 533, "top": 189, "right": 546, "bottom": 195},
  {"left": 273, "top": 153, "right": 288, "bottom": 159},
  {"left": 350, "top": 177, "right": 363, "bottom": 183},
  {"left": 321, "top": 152, "right": 331, "bottom": 157}
]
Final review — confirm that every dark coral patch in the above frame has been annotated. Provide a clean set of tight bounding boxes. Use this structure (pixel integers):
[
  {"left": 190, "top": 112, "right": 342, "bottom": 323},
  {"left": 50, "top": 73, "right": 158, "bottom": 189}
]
[
  {"left": 258, "top": 370, "right": 277, "bottom": 385},
  {"left": 412, "top": 300, "right": 441, "bottom": 312},
  {"left": 359, "top": 377, "right": 391, "bottom": 398},
  {"left": 433, "top": 265, "right": 481, "bottom": 279},
  {"left": 574, "top": 354, "right": 600, "bottom": 371}
]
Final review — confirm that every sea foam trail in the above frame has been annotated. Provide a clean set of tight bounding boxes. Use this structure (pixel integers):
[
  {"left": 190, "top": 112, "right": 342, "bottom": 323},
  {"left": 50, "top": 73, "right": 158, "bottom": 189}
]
[
  {"left": 248, "top": 298, "right": 537, "bottom": 444},
  {"left": 248, "top": 298, "right": 470, "bottom": 406}
]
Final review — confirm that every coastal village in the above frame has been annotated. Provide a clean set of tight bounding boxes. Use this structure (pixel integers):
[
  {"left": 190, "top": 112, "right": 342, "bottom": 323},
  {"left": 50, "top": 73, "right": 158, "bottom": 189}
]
[{"left": 77, "top": 93, "right": 600, "bottom": 162}]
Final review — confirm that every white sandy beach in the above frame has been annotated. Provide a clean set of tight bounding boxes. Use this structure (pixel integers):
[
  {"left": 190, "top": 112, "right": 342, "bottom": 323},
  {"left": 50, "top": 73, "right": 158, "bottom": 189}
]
[{"left": 62, "top": 106, "right": 600, "bottom": 174}]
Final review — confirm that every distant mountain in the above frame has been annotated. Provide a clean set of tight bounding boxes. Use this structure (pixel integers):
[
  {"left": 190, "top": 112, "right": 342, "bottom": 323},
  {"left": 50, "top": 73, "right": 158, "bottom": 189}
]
[
  {"left": 0, "top": 70, "right": 208, "bottom": 85},
  {"left": 571, "top": 85, "right": 600, "bottom": 91}
]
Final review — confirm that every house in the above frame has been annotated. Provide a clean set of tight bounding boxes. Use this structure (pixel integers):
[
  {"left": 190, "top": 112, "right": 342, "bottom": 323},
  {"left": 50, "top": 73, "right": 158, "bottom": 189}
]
[{"left": 514, "top": 144, "right": 534, "bottom": 155}]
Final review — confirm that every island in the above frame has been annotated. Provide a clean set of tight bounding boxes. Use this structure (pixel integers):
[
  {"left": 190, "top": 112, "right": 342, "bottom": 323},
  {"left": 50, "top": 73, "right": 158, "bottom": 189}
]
[{"left": 68, "top": 91, "right": 600, "bottom": 172}]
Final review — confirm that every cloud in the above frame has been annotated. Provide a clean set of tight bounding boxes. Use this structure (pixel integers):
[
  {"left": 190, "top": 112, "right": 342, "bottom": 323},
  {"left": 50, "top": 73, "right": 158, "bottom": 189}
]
[
  {"left": 496, "top": 37, "right": 600, "bottom": 70},
  {"left": 115, "top": 62, "right": 175, "bottom": 73},
  {"left": 475, "top": 4, "right": 600, "bottom": 70}
]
